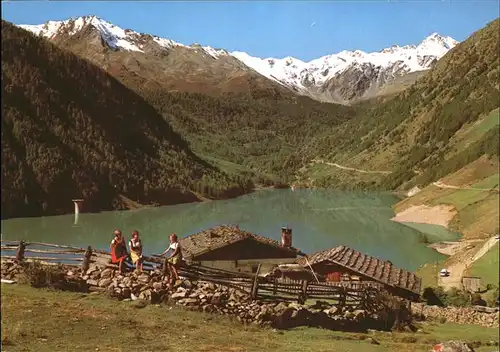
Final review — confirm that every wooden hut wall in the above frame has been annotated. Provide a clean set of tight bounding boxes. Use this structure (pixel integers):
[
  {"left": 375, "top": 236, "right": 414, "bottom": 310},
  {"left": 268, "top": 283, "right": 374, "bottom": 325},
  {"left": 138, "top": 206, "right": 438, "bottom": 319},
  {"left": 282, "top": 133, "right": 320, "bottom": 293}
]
[
  {"left": 194, "top": 238, "right": 298, "bottom": 261},
  {"left": 310, "top": 261, "right": 421, "bottom": 300},
  {"left": 194, "top": 258, "right": 297, "bottom": 275},
  {"left": 311, "top": 262, "right": 365, "bottom": 279},
  {"left": 386, "top": 286, "right": 420, "bottom": 302},
  {"left": 274, "top": 268, "right": 316, "bottom": 281}
]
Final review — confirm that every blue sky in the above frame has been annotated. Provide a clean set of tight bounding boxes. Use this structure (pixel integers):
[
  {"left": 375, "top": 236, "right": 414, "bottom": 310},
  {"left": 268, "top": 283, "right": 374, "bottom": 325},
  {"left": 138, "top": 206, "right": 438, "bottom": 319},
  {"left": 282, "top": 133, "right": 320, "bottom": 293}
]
[{"left": 2, "top": 1, "right": 498, "bottom": 61}]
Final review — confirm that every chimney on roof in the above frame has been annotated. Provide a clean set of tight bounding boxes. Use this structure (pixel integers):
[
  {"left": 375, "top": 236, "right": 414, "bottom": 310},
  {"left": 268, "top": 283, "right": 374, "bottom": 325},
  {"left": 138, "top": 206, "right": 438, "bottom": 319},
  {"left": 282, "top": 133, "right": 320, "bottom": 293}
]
[{"left": 281, "top": 226, "right": 292, "bottom": 248}]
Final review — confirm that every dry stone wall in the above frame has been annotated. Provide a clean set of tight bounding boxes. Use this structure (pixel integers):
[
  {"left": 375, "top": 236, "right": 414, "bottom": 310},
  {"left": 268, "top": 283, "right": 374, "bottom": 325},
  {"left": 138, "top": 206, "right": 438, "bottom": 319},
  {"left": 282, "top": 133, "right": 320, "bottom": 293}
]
[
  {"left": 413, "top": 303, "right": 499, "bottom": 328},
  {"left": 2, "top": 261, "right": 498, "bottom": 330},
  {"left": 1, "top": 261, "right": 380, "bottom": 329},
  {"left": 82, "top": 264, "right": 380, "bottom": 330}
]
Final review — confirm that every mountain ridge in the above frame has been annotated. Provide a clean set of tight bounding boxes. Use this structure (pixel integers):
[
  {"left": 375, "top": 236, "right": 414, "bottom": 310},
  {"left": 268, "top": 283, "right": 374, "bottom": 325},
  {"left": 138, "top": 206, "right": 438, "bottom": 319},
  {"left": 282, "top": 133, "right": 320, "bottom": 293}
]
[
  {"left": 1, "top": 20, "right": 252, "bottom": 219},
  {"left": 18, "top": 15, "right": 459, "bottom": 103}
]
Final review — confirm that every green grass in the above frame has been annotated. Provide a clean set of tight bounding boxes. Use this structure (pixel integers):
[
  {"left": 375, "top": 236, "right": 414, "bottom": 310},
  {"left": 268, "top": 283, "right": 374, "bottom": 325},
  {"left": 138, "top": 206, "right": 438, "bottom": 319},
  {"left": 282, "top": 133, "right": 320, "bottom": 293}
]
[
  {"left": 447, "top": 110, "right": 498, "bottom": 158},
  {"left": 449, "top": 192, "right": 499, "bottom": 239},
  {"left": 472, "top": 174, "right": 500, "bottom": 190},
  {"left": 462, "top": 109, "right": 500, "bottom": 142},
  {"left": 303, "top": 162, "right": 383, "bottom": 189},
  {"left": 416, "top": 259, "right": 447, "bottom": 290},
  {"left": 198, "top": 153, "right": 255, "bottom": 176},
  {"left": 467, "top": 242, "right": 500, "bottom": 288},
  {"left": 431, "top": 189, "right": 491, "bottom": 211},
  {"left": 2, "top": 284, "right": 498, "bottom": 352}
]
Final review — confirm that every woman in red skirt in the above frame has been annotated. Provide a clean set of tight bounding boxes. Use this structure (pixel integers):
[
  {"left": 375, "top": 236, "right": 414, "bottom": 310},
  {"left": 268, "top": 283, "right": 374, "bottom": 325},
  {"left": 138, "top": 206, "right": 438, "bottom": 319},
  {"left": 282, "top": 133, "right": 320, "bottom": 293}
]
[{"left": 110, "top": 229, "right": 128, "bottom": 273}]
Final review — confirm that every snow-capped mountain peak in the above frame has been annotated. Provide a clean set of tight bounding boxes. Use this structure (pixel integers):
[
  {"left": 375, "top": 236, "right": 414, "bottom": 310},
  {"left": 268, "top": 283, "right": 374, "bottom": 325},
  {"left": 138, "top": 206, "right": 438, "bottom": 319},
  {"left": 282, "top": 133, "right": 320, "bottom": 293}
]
[
  {"left": 19, "top": 15, "right": 147, "bottom": 52},
  {"left": 421, "top": 32, "right": 458, "bottom": 49},
  {"left": 230, "top": 32, "right": 459, "bottom": 101},
  {"left": 18, "top": 16, "right": 230, "bottom": 56},
  {"left": 17, "top": 16, "right": 459, "bottom": 103}
]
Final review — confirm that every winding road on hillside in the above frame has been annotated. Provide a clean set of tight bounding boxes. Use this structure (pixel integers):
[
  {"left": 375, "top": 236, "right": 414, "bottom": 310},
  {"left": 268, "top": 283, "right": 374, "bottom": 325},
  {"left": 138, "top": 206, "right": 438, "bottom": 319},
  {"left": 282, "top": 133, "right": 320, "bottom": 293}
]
[
  {"left": 311, "top": 159, "right": 393, "bottom": 175},
  {"left": 439, "top": 236, "right": 499, "bottom": 291}
]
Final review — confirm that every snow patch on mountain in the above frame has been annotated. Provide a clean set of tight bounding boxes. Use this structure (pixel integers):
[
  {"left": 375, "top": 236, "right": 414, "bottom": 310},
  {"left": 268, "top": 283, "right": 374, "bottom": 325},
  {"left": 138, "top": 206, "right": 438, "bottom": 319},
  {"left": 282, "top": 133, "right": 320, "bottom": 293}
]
[
  {"left": 19, "top": 15, "right": 226, "bottom": 58},
  {"left": 20, "top": 16, "right": 145, "bottom": 52},
  {"left": 203, "top": 46, "right": 229, "bottom": 59},
  {"left": 152, "top": 36, "right": 184, "bottom": 49}
]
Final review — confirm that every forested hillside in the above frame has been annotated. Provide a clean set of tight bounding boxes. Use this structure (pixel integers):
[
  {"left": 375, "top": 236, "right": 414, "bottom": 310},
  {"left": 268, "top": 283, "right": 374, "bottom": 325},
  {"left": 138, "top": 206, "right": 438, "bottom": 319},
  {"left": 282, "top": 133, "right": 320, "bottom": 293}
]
[
  {"left": 13, "top": 18, "right": 359, "bottom": 183},
  {"left": 300, "top": 18, "right": 499, "bottom": 190},
  {"left": 142, "top": 89, "right": 356, "bottom": 181},
  {"left": 1, "top": 21, "right": 250, "bottom": 219}
]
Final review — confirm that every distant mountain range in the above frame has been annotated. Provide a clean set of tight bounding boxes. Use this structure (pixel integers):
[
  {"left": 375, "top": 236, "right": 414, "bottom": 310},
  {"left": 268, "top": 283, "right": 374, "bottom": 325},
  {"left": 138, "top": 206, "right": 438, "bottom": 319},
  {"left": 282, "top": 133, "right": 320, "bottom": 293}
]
[{"left": 18, "top": 15, "right": 458, "bottom": 104}]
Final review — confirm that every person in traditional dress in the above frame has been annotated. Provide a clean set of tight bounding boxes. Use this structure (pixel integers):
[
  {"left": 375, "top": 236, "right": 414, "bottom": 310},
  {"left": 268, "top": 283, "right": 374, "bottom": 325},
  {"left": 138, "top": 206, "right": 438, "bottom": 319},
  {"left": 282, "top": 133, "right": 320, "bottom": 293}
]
[
  {"left": 159, "top": 233, "right": 183, "bottom": 289},
  {"left": 110, "top": 229, "right": 128, "bottom": 273},
  {"left": 128, "top": 230, "right": 143, "bottom": 272}
]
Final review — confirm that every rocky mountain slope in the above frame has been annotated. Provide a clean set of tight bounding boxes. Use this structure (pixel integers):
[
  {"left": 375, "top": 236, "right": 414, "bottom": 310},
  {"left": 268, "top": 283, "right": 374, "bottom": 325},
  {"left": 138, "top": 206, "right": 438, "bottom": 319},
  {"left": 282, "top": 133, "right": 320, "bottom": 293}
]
[
  {"left": 18, "top": 15, "right": 458, "bottom": 104},
  {"left": 18, "top": 15, "right": 293, "bottom": 99},
  {"left": 1, "top": 20, "right": 250, "bottom": 219}
]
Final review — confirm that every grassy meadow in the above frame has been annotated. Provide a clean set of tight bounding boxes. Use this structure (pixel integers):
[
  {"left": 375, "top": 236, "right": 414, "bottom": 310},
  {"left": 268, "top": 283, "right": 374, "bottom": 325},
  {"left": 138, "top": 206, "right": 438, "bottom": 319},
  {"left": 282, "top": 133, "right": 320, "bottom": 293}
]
[{"left": 1, "top": 284, "right": 499, "bottom": 352}]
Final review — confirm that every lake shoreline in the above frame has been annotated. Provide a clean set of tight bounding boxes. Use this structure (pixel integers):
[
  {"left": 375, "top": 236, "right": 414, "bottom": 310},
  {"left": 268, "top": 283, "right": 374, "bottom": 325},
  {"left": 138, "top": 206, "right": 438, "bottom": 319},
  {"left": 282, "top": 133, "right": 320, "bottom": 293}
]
[
  {"left": 390, "top": 204, "right": 457, "bottom": 228},
  {"left": 2, "top": 189, "right": 443, "bottom": 272},
  {"left": 0, "top": 184, "right": 281, "bottom": 221},
  {"left": 390, "top": 202, "right": 466, "bottom": 255}
]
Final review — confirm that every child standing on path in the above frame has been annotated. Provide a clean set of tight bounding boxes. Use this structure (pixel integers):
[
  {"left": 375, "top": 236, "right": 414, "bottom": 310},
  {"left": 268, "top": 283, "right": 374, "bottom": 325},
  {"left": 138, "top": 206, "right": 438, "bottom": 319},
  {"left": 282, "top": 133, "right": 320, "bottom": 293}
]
[{"left": 159, "top": 233, "right": 183, "bottom": 289}]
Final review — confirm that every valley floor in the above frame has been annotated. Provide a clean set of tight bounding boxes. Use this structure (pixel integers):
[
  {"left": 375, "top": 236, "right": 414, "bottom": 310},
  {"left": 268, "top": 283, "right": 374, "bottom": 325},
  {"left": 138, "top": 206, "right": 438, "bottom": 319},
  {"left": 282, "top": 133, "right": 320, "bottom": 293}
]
[{"left": 1, "top": 284, "right": 499, "bottom": 352}]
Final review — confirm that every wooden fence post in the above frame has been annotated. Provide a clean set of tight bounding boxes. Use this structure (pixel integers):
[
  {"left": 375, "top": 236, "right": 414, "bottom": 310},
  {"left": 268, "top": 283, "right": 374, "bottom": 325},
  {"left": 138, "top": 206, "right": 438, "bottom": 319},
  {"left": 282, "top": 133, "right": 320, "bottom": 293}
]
[
  {"left": 82, "top": 246, "right": 93, "bottom": 273},
  {"left": 338, "top": 286, "right": 346, "bottom": 312},
  {"left": 250, "top": 264, "right": 261, "bottom": 300},
  {"left": 298, "top": 280, "right": 308, "bottom": 304},
  {"left": 15, "top": 240, "right": 26, "bottom": 263}
]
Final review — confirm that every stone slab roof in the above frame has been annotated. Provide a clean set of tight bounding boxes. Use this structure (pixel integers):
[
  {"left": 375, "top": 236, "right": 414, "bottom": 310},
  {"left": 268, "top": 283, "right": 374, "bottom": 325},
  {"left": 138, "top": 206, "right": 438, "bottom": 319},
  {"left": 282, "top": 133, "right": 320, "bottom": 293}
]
[
  {"left": 297, "top": 245, "right": 421, "bottom": 295},
  {"left": 180, "top": 225, "right": 304, "bottom": 259}
]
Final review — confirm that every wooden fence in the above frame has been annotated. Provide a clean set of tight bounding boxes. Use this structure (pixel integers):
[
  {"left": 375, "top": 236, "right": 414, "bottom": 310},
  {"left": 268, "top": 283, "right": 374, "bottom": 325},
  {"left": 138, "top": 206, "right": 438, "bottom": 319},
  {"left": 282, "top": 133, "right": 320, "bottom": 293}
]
[{"left": 1, "top": 240, "right": 383, "bottom": 308}]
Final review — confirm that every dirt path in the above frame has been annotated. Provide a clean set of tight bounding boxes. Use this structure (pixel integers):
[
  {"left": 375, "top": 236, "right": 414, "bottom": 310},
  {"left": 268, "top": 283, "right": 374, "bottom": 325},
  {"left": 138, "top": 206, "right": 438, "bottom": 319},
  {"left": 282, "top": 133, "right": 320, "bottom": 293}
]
[
  {"left": 429, "top": 240, "right": 484, "bottom": 256},
  {"left": 432, "top": 181, "right": 499, "bottom": 192},
  {"left": 311, "top": 159, "right": 392, "bottom": 175},
  {"left": 471, "top": 236, "right": 499, "bottom": 262},
  {"left": 439, "top": 236, "right": 499, "bottom": 290},
  {"left": 439, "top": 262, "right": 467, "bottom": 291}
]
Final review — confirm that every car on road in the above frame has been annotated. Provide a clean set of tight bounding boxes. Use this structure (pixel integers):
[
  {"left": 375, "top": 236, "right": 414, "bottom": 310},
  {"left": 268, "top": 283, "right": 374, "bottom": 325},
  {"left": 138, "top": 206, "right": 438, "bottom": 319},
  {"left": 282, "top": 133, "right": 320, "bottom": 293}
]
[{"left": 440, "top": 268, "right": 450, "bottom": 277}]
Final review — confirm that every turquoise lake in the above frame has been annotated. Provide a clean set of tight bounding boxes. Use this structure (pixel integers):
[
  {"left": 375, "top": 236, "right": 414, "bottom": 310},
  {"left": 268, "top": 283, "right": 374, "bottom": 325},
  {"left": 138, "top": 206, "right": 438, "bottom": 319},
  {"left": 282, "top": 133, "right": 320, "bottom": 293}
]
[{"left": 0, "top": 189, "right": 460, "bottom": 271}]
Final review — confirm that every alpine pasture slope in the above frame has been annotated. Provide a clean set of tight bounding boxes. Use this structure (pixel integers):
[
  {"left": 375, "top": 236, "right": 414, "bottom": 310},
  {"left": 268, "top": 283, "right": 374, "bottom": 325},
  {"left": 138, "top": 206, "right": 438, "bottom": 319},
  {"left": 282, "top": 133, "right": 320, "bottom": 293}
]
[{"left": 300, "top": 18, "right": 499, "bottom": 194}]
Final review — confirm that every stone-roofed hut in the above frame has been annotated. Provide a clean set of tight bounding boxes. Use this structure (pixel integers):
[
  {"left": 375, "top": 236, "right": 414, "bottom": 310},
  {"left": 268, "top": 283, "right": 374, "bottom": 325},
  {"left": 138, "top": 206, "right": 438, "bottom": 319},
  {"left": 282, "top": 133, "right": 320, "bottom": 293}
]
[
  {"left": 296, "top": 245, "right": 422, "bottom": 301},
  {"left": 180, "top": 225, "right": 305, "bottom": 275}
]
